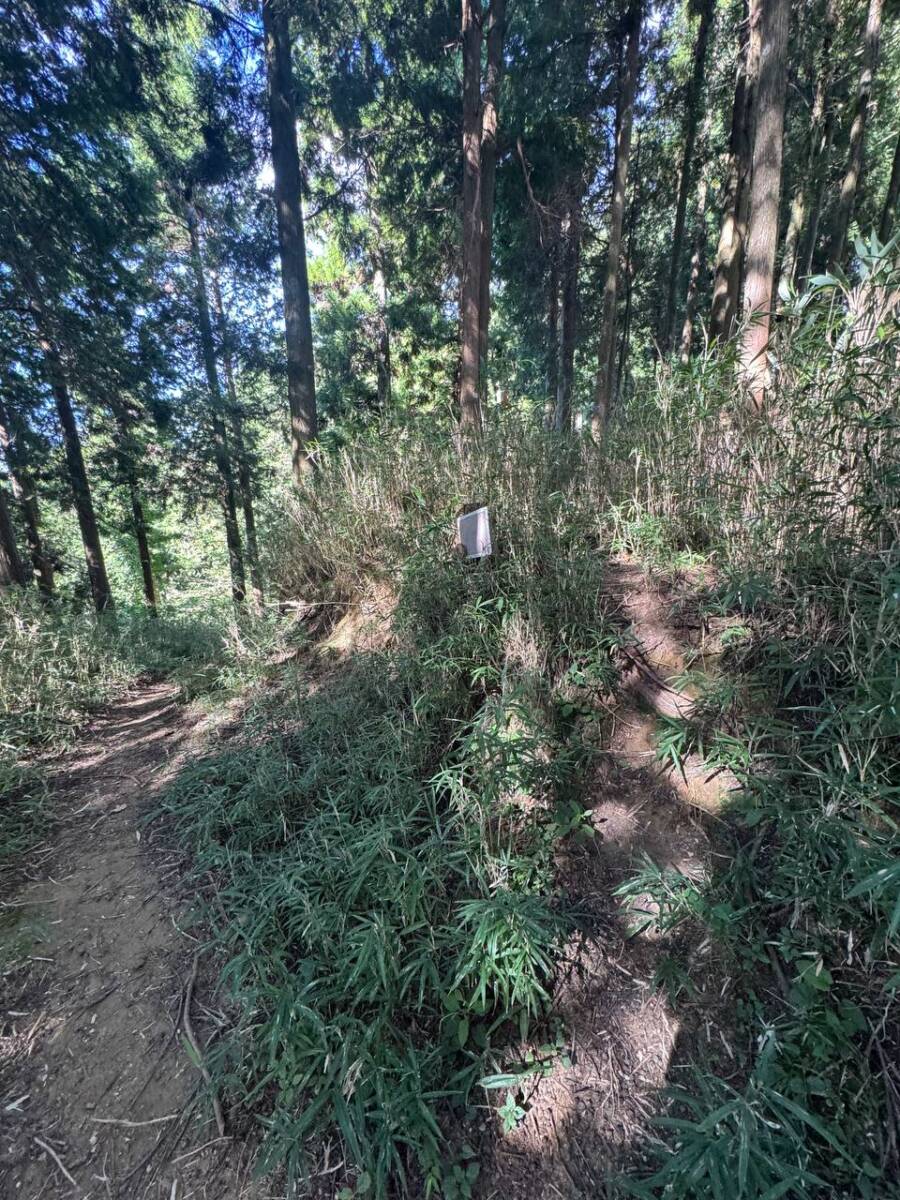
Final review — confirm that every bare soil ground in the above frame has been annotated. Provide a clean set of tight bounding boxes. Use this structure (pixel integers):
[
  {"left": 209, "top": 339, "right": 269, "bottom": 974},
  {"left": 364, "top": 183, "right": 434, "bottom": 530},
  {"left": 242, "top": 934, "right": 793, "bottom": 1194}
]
[{"left": 0, "top": 684, "right": 256, "bottom": 1200}]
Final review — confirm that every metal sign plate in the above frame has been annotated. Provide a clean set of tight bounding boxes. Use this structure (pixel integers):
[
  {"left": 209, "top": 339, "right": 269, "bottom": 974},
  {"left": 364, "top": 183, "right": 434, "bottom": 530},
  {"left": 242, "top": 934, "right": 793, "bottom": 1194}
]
[{"left": 456, "top": 507, "right": 492, "bottom": 559}]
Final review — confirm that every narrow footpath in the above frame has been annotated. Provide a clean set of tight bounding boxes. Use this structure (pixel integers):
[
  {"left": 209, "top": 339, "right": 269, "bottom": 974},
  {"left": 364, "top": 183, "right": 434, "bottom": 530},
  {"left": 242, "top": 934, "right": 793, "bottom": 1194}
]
[
  {"left": 1, "top": 685, "right": 254, "bottom": 1200},
  {"left": 481, "top": 557, "right": 736, "bottom": 1197}
]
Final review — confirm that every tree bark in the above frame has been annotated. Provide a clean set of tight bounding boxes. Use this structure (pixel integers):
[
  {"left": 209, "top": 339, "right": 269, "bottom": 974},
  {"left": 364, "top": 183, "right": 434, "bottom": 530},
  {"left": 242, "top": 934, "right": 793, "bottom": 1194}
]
[
  {"left": 459, "top": 0, "right": 484, "bottom": 435},
  {"left": 778, "top": 0, "right": 835, "bottom": 290},
  {"left": 679, "top": 172, "right": 709, "bottom": 364},
  {"left": 477, "top": 0, "right": 507, "bottom": 390},
  {"left": 185, "top": 203, "right": 247, "bottom": 607},
  {"left": 373, "top": 258, "right": 392, "bottom": 409},
  {"left": 828, "top": 0, "right": 883, "bottom": 269},
  {"left": 739, "top": 0, "right": 791, "bottom": 409},
  {"left": 361, "top": 160, "right": 393, "bottom": 410},
  {"left": 262, "top": 0, "right": 318, "bottom": 482},
  {"left": 592, "top": 1, "right": 642, "bottom": 436},
  {"left": 109, "top": 407, "right": 157, "bottom": 615},
  {"left": 211, "top": 272, "right": 265, "bottom": 610},
  {"left": 878, "top": 127, "right": 900, "bottom": 244},
  {"left": 546, "top": 239, "right": 560, "bottom": 418},
  {"left": 0, "top": 483, "right": 26, "bottom": 590},
  {"left": 16, "top": 262, "right": 113, "bottom": 612},
  {"left": 45, "top": 344, "right": 115, "bottom": 612},
  {"left": 130, "top": 485, "right": 157, "bottom": 615},
  {"left": 0, "top": 395, "right": 53, "bottom": 597},
  {"left": 800, "top": 90, "right": 836, "bottom": 279},
  {"left": 663, "top": 0, "right": 715, "bottom": 352},
  {"left": 710, "top": 2, "right": 758, "bottom": 342},
  {"left": 617, "top": 131, "right": 642, "bottom": 398},
  {"left": 554, "top": 190, "right": 582, "bottom": 432}
]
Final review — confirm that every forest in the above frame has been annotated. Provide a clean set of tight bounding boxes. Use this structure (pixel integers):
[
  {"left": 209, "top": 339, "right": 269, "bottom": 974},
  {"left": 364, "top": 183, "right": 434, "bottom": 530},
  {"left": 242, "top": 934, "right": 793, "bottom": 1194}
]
[{"left": 1, "top": 0, "right": 899, "bottom": 1197}]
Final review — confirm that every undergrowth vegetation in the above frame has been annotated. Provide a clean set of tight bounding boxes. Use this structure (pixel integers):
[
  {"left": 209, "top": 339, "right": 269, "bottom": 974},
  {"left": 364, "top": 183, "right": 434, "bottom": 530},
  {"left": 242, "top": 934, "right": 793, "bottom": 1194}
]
[
  {"left": 0, "top": 596, "right": 289, "bottom": 866},
  {"left": 156, "top": 259, "right": 900, "bottom": 1197},
  {"left": 611, "top": 256, "right": 900, "bottom": 1196},
  {"left": 3, "top": 0, "right": 899, "bottom": 1190},
  {"left": 155, "top": 430, "right": 621, "bottom": 1194},
  {"left": 5, "top": 256, "right": 897, "bottom": 1197}
]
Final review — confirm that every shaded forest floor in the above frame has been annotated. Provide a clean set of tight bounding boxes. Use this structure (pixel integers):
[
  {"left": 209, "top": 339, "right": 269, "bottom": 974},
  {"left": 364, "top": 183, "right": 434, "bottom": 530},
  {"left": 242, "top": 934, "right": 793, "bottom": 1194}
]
[
  {"left": 0, "top": 685, "right": 258, "bottom": 1200},
  {"left": 2, "top": 560, "right": 741, "bottom": 1199}
]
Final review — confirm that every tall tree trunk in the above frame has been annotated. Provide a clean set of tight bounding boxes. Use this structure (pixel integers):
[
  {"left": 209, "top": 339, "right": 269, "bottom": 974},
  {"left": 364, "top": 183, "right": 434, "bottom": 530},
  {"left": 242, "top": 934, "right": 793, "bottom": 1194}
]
[
  {"left": 185, "top": 203, "right": 247, "bottom": 607},
  {"left": 130, "top": 485, "right": 157, "bottom": 615},
  {"left": 18, "top": 263, "right": 112, "bottom": 612},
  {"left": 211, "top": 272, "right": 265, "bottom": 610},
  {"left": 680, "top": 172, "right": 709, "bottom": 364},
  {"left": 361, "top": 160, "right": 393, "bottom": 410},
  {"left": 828, "top": 0, "right": 883, "bottom": 269},
  {"left": 617, "top": 131, "right": 642, "bottom": 399},
  {"left": 225, "top": 411, "right": 261, "bottom": 610},
  {"left": 0, "top": 395, "right": 53, "bottom": 597},
  {"left": 710, "top": 2, "right": 759, "bottom": 342},
  {"left": 779, "top": 0, "right": 835, "bottom": 290},
  {"left": 110, "top": 408, "right": 157, "bottom": 615},
  {"left": 800, "top": 92, "right": 836, "bottom": 279},
  {"left": 477, "top": 0, "right": 507, "bottom": 391},
  {"left": 0, "top": 483, "right": 26, "bottom": 590},
  {"left": 739, "top": 0, "right": 791, "bottom": 409},
  {"left": 459, "top": 0, "right": 484, "bottom": 434},
  {"left": 663, "top": 0, "right": 715, "bottom": 352},
  {"left": 262, "top": 0, "right": 318, "bottom": 482},
  {"left": 373, "top": 257, "right": 392, "bottom": 409},
  {"left": 554, "top": 190, "right": 582, "bottom": 432},
  {"left": 592, "top": 1, "right": 642, "bottom": 436},
  {"left": 878, "top": 127, "right": 900, "bottom": 243},
  {"left": 546, "top": 239, "right": 560, "bottom": 418},
  {"left": 45, "top": 346, "right": 114, "bottom": 612}
]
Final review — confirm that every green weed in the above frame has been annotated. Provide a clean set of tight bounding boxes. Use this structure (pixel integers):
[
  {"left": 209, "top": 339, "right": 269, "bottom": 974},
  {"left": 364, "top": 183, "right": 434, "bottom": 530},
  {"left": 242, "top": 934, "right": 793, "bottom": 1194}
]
[
  {"left": 613, "top": 253, "right": 900, "bottom": 1193},
  {"left": 619, "top": 1070, "right": 863, "bottom": 1200},
  {"left": 155, "top": 425, "right": 619, "bottom": 1195}
]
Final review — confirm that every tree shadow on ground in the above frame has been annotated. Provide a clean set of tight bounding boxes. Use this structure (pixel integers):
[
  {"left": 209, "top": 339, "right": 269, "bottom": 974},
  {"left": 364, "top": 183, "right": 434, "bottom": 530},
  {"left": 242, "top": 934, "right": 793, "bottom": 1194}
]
[{"left": 474, "top": 748, "right": 739, "bottom": 1199}]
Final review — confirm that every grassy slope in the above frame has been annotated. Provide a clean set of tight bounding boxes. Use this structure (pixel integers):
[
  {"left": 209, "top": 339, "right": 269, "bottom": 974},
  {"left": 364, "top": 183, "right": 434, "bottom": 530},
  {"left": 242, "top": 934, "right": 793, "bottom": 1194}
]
[
  {"left": 162, "top": 334, "right": 898, "bottom": 1194},
  {"left": 606, "top": 258, "right": 900, "bottom": 1198},
  {"left": 156, "top": 428, "right": 622, "bottom": 1195}
]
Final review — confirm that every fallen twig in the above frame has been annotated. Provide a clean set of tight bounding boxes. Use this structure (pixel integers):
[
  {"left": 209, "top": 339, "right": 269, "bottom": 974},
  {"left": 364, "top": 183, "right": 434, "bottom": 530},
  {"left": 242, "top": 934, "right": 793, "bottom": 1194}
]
[
  {"left": 55, "top": 983, "right": 117, "bottom": 1020},
  {"left": 873, "top": 1036, "right": 900, "bottom": 1172},
  {"left": 619, "top": 643, "right": 696, "bottom": 719},
  {"left": 171, "top": 1135, "right": 230, "bottom": 1165},
  {"left": 34, "top": 1136, "right": 80, "bottom": 1191},
  {"left": 181, "top": 953, "right": 226, "bottom": 1137},
  {"left": 89, "top": 1113, "right": 177, "bottom": 1128}
]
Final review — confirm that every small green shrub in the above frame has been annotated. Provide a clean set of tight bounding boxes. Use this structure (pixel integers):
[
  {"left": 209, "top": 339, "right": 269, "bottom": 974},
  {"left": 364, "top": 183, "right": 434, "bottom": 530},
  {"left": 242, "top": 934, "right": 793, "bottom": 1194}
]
[
  {"left": 0, "top": 759, "right": 46, "bottom": 863},
  {"left": 620, "top": 1070, "right": 864, "bottom": 1200},
  {"left": 0, "top": 595, "right": 293, "bottom": 756}
]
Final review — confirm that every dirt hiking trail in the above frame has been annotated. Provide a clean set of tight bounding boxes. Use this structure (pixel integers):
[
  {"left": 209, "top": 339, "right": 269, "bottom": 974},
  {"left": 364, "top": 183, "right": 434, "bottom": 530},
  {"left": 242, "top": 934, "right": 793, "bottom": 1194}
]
[
  {"left": 481, "top": 558, "right": 736, "bottom": 1197},
  {"left": 1, "top": 684, "right": 255, "bottom": 1200}
]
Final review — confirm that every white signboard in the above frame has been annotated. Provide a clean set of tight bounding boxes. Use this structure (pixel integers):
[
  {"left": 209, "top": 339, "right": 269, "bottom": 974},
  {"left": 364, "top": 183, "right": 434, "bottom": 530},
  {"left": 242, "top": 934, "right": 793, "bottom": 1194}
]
[{"left": 456, "top": 506, "right": 492, "bottom": 559}]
